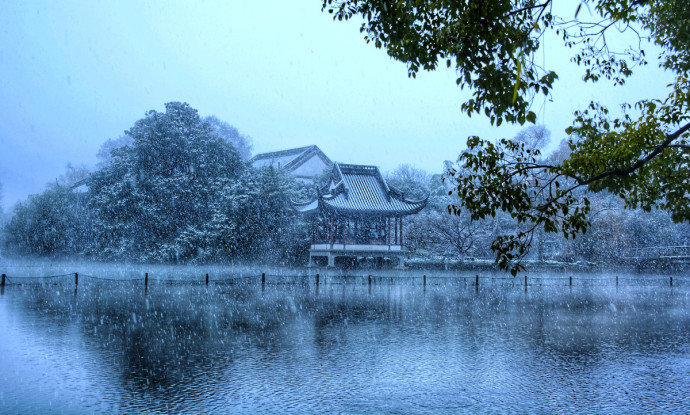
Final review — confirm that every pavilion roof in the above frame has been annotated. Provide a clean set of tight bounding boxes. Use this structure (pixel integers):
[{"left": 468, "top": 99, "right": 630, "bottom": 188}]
[
  {"left": 294, "top": 163, "right": 427, "bottom": 215},
  {"left": 250, "top": 145, "right": 332, "bottom": 172}
]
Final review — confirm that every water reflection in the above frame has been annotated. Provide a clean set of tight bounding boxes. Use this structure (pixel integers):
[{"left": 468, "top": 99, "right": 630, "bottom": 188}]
[{"left": 0, "top": 277, "right": 688, "bottom": 414}]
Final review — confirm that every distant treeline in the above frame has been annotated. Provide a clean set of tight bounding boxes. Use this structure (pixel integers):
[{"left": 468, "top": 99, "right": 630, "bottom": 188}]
[{"left": 1, "top": 103, "right": 688, "bottom": 267}]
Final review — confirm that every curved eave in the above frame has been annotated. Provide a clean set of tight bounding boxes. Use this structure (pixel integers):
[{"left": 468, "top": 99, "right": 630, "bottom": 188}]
[
  {"left": 291, "top": 198, "right": 319, "bottom": 215},
  {"left": 392, "top": 194, "right": 429, "bottom": 206},
  {"left": 319, "top": 198, "right": 427, "bottom": 216}
]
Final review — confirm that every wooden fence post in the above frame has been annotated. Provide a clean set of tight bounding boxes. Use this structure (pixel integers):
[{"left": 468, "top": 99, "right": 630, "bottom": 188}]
[
  {"left": 145, "top": 273, "right": 148, "bottom": 287},
  {"left": 670, "top": 276, "right": 673, "bottom": 287},
  {"left": 616, "top": 275, "right": 619, "bottom": 286},
  {"left": 316, "top": 273, "right": 320, "bottom": 285},
  {"left": 206, "top": 273, "right": 209, "bottom": 286},
  {"left": 75, "top": 272, "right": 78, "bottom": 287},
  {"left": 368, "top": 274, "right": 372, "bottom": 286},
  {"left": 569, "top": 275, "right": 572, "bottom": 286},
  {"left": 475, "top": 274, "right": 479, "bottom": 286},
  {"left": 261, "top": 273, "right": 265, "bottom": 284},
  {"left": 1, "top": 274, "right": 5, "bottom": 287},
  {"left": 423, "top": 274, "right": 426, "bottom": 286}
]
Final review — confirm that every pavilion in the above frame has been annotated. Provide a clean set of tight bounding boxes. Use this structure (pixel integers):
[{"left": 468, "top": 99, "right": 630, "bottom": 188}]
[{"left": 293, "top": 163, "right": 427, "bottom": 268}]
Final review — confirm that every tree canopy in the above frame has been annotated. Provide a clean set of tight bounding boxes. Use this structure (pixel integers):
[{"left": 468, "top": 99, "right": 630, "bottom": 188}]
[
  {"left": 205, "top": 115, "right": 254, "bottom": 160},
  {"left": 323, "top": 0, "right": 690, "bottom": 274},
  {"left": 3, "top": 102, "right": 306, "bottom": 264}
]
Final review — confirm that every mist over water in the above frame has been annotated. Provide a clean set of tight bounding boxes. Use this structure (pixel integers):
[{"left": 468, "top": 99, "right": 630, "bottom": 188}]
[{"left": 1, "top": 273, "right": 687, "bottom": 414}]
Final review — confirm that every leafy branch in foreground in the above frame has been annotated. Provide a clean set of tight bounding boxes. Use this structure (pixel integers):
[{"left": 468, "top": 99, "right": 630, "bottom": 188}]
[
  {"left": 323, "top": 0, "right": 690, "bottom": 273},
  {"left": 447, "top": 80, "right": 690, "bottom": 274},
  {"left": 446, "top": 135, "right": 591, "bottom": 274}
]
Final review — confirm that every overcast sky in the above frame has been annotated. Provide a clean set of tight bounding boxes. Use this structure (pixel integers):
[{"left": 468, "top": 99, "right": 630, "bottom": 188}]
[{"left": 0, "top": 0, "right": 673, "bottom": 207}]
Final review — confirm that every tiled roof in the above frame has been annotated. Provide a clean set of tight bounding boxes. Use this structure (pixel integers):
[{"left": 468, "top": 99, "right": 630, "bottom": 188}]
[
  {"left": 294, "top": 163, "right": 427, "bottom": 215},
  {"left": 250, "top": 145, "right": 332, "bottom": 172},
  {"left": 251, "top": 145, "right": 313, "bottom": 162}
]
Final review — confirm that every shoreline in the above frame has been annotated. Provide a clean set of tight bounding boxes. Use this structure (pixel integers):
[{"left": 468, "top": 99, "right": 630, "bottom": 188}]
[{"left": 0, "top": 255, "right": 687, "bottom": 280}]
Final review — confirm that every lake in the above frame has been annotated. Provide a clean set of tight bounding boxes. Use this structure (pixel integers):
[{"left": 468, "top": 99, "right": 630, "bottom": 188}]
[{"left": 0, "top": 272, "right": 688, "bottom": 414}]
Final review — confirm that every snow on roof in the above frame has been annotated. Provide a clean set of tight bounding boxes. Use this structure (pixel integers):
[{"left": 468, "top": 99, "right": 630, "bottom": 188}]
[
  {"left": 250, "top": 145, "right": 331, "bottom": 172},
  {"left": 293, "top": 162, "right": 427, "bottom": 216}
]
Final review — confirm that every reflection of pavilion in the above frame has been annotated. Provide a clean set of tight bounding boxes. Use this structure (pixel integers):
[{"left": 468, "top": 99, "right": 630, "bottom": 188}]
[{"left": 293, "top": 163, "right": 427, "bottom": 268}]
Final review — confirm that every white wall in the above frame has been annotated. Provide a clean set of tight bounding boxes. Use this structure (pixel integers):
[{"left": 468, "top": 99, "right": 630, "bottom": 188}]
[{"left": 292, "top": 155, "right": 329, "bottom": 178}]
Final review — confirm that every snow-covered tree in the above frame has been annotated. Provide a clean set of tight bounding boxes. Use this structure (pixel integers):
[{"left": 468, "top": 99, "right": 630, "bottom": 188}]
[
  {"left": 205, "top": 115, "right": 253, "bottom": 160},
  {"left": 2, "top": 102, "right": 309, "bottom": 264},
  {"left": 2, "top": 183, "right": 92, "bottom": 256},
  {"left": 88, "top": 102, "right": 247, "bottom": 261},
  {"left": 96, "top": 134, "right": 133, "bottom": 168},
  {"left": 57, "top": 163, "right": 91, "bottom": 187}
]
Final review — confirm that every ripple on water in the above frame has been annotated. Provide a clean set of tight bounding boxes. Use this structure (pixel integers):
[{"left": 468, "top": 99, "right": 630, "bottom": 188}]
[{"left": 0, "top": 279, "right": 688, "bottom": 414}]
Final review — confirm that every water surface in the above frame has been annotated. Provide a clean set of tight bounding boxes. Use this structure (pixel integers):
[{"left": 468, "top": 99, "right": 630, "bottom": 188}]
[{"left": 0, "top": 273, "right": 688, "bottom": 414}]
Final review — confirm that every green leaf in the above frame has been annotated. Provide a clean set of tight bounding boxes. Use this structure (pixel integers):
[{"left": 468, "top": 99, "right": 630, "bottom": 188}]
[{"left": 512, "top": 58, "right": 522, "bottom": 105}]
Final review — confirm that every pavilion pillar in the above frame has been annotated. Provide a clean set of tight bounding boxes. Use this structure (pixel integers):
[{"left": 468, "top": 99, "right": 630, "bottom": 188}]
[
  {"left": 400, "top": 217, "right": 403, "bottom": 246},
  {"left": 328, "top": 216, "right": 333, "bottom": 244},
  {"left": 386, "top": 217, "right": 390, "bottom": 245},
  {"left": 394, "top": 217, "right": 398, "bottom": 245}
]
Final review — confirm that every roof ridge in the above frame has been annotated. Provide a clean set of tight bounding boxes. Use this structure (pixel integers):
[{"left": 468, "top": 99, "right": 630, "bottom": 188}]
[
  {"left": 250, "top": 145, "right": 315, "bottom": 162},
  {"left": 332, "top": 163, "right": 349, "bottom": 198},
  {"left": 283, "top": 145, "right": 333, "bottom": 171},
  {"left": 337, "top": 163, "right": 379, "bottom": 172}
]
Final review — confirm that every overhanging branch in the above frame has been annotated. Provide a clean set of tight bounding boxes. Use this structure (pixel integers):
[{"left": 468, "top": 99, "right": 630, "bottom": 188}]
[{"left": 577, "top": 120, "right": 690, "bottom": 186}]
